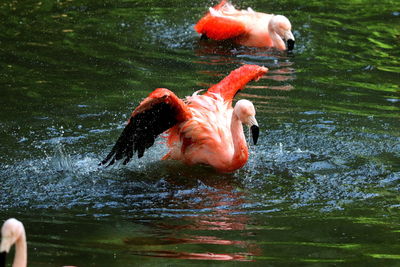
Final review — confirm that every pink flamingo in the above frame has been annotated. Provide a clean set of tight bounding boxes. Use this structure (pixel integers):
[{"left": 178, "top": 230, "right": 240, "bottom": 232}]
[
  {"left": 195, "top": 0, "right": 295, "bottom": 51},
  {"left": 0, "top": 218, "right": 27, "bottom": 267},
  {"left": 101, "top": 64, "right": 268, "bottom": 172}
]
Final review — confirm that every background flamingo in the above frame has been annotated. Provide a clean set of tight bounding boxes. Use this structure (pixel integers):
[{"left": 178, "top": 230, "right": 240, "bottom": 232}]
[
  {"left": 101, "top": 64, "right": 268, "bottom": 172},
  {"left": 195, "top": 0, "right": 295, "bottom": 51},
  {"left": 1, "top": 218, "right": 27, "bottom": 267}
]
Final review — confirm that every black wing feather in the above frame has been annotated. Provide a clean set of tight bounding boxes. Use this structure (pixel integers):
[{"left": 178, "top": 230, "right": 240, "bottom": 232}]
[{"left": 101, "top": 102, "right": 179, "bottom": 166}]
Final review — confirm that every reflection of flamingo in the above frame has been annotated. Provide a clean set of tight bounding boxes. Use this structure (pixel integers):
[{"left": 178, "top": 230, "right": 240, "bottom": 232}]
[
  {"left": 124, "top": 178, "right": 262, "bottom": 261},
  {"left": 134, "top": 250, "right": 251, "bottom": 261},
  {"left": 101, "top": 65, "right": 268, "bottom": 172},
  {"left": 195, "top": 0, "right": 295, "bottom": 51},
  {"left": 0, "top": 218, "right": 27, "bottom": 267}
]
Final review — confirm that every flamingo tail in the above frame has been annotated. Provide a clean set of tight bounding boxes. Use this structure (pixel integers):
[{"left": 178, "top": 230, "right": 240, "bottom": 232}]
[{"left": 194, "top": 1, "right": 246, "bottom": 40}]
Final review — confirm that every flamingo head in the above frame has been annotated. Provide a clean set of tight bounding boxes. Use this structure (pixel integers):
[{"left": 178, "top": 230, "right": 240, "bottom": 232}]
[
  {"left": 269, "top": 15, "right": 295, "bottom": 51},
  {"left": 0, "top": 218, "right": 25, "bottom": 254},
  {"left": 234, "top": 99, "right": 259, "bottom": 145}
]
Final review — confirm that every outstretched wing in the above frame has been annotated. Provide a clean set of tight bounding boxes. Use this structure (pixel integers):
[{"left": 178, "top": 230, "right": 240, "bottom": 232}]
[
  {"left": 101, "top": 88, "right": 191, "bottom": 166},
  {"left": 194, "top": 1, "right": 246, "bottom": 40},
  {"left": 204, "top": 64, "right": 268, "bottom": 102}
]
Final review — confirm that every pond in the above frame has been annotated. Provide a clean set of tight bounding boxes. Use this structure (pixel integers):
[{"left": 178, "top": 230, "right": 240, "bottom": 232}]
[{"left": 0, "top": 0, "right": 399, "bottom": 265}]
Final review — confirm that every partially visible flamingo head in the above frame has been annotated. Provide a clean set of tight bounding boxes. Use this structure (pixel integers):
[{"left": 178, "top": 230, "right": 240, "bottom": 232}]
[
  {"left": 0, "top": 218, "right": 25, "bottom": 254},
  {"left": 1, "top": 218, "right": 26, "bottom": 267},
  {"left": 233, "top": 99, "right": 259, "bottom": 145},
  {"left": 269, "top": 15, "right": 295, "bottom": 51}
]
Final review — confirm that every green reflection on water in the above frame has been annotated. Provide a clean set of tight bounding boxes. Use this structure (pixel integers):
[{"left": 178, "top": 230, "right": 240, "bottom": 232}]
[
  {"left": 368, "top": 254, "right": 400, "bottom": 259},
  {"left": 0, "top": 0, "right": 399, "bottom": 265}
]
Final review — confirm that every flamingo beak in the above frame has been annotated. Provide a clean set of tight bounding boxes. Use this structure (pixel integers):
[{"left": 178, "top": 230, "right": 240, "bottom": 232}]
[
  {"left": 284, "top": 31, "right": 295, "bottom": 51},
  {"left": 251, "top": 125, "right": 259, "bottom": 145},
  {"left": 0, "top": 236, "right": 13, "bottom": 254},
  {"left": 287, "top": 39, "right": 295, "bottom": 51},
  {"left": 0, "top": 251, "right": 6, "bottom": 267},
  {"left": 247, "top": 116, "right": 259, "bottom": 145}
]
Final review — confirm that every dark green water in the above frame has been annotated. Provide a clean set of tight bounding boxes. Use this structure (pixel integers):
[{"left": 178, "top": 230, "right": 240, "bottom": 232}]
[{"left": 1, "top": 0, "right": 399, "bottom": 265}]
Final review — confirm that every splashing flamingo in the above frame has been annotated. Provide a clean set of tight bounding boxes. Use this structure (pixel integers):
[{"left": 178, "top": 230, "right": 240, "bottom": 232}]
[
  {"left": 0, "top": 218, "right": 27, "bottom": 267},
  {"left": 195, "top": 0, "right": 295, "bottom": 51},
  {"left": 101, "top": 64, "right": 268, "bottom": 172}
]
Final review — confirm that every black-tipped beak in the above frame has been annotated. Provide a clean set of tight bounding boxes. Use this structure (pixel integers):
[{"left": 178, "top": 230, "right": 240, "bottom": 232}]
[
  {"left": 251, "top": 125, "right": 259, "bottom": 145},
  {"left": 287, "top": 39, "right": 295, "bottom": 51},
  {"left": 0, "top": 251, "right": 6, "bottom": 267}
]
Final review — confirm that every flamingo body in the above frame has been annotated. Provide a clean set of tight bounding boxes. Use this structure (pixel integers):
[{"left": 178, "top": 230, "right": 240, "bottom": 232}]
[
  {"left": 101, "top": 65, "right": 268, "bottom": 172},
  {"left": 195, "top": 0, "right": 295, "bottom": 50},
  {"left": 165, "top": 95, "right": 244, "bottom": 172}
]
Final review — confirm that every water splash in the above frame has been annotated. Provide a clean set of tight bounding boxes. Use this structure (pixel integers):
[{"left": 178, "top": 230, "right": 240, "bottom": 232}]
[
  {"left": 144, "top": 17, "right": 197, "bottom": 49},
  {"left": 241, "top": 114, "right": 400, "bottom": 211}
]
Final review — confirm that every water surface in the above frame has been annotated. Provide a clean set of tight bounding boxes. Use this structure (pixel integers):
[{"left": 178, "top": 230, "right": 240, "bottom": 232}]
[{"left": 1, "top": 0, "right": 399, "bottom": 265}]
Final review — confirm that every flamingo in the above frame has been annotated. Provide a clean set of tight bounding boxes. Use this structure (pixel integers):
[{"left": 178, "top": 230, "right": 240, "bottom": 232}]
[
  {"left": 0, "top": 218, "right": 27, "bottom": 267},
  {"left": 101, "top": 64, "right": 268, "bottom": 172},
  {"left": 194, "top": 0, "right": 295, "bottom": 51}
]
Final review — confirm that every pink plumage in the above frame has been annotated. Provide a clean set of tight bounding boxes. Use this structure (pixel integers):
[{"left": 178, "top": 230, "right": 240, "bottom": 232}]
[
  {"left": 194, "top": 1, "right": 295, "bottom": 50},
  {"left": 101, "top": 65, "right": 268, "bottom": 172}
]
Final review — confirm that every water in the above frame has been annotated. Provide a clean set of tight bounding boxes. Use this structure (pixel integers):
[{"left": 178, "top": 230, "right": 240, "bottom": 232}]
[{"left": 1, "top": 0, "right": 399, "bottom": 265}]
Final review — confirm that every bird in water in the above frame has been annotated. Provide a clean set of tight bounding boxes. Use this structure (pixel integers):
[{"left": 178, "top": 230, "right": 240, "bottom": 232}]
[
  {"left": 1, "top": 218, "right": 27, "bottom": 267},
  {"left": 101, "top": 64, "right": 268, "bottom": 172},
  {"left": 194, "top": 0, "right": 295, "bottom": 51}
]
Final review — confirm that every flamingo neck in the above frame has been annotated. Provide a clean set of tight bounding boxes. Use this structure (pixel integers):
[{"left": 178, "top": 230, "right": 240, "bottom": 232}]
[
  {"left": 13, "top": 232, "right": 27, "bottom": 267},
  {"left": 230, "top": 113, "right": 248, "bottom": 170}
]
